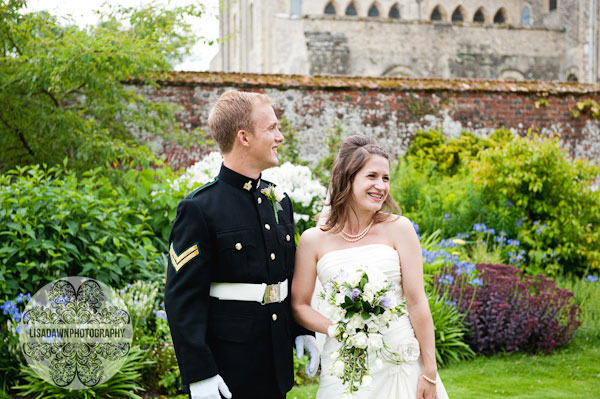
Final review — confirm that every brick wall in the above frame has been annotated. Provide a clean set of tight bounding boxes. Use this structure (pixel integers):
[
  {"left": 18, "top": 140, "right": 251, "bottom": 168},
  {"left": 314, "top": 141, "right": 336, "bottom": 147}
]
[{"left": 132, "top": 72, "right": 600, "bottom": 168}]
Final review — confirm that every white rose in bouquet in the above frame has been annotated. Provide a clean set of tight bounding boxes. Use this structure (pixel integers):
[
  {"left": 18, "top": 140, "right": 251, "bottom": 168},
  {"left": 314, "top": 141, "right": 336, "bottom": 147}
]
[
  {"left": 327, "top": 305, "right": 346, "bottom": 323},
  {"left": 367, "top": 333, "right": 384, "bottom": 351},
  {"left": 332, "top": 360, "right": 345, "bottom": 377},
  {"left": 362, "top": 282, "right": 377, "bottom": 302},
  {"left": 335, "top": 293, "right": 347, "bottom": 306},
  {"left": 365, "top": 318, "right": 381, "bottom": 333},
  {"left": 349, "top": 332, "right": 368, "bottom": 349},
  {"left": 347, "top": 313, "right": 366, "bottom": 332}
]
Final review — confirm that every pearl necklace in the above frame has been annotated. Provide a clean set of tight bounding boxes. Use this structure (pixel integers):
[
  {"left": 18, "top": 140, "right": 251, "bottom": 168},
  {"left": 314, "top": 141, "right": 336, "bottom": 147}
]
[{"left": 341, "top": 219, "right": 374, "bottom": 242}]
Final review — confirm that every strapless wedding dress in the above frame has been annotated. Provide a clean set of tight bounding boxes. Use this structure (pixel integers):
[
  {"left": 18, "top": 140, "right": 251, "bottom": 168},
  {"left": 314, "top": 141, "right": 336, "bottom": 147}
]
[{"left": 315, "top": 244, "right": 449, "bottom": 399}]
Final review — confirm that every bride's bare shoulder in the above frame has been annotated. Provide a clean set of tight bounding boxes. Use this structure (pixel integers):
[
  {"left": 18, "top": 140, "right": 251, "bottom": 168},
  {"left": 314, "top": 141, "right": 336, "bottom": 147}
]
[
  {"left": 298, "top": 226, "right": 327, "bottom": 246},
  {"left": 383, "top": 214, "right": 417, "bottom": 235}
]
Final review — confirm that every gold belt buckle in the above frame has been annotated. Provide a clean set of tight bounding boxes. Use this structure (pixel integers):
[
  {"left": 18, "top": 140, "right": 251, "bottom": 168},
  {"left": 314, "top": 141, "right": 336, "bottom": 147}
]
[{"left": 262, "top": 283, "right": 280, "bottom": 305}]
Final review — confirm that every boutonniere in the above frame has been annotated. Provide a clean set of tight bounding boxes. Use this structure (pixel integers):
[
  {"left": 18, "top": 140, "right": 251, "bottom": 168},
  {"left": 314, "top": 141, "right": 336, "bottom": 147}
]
[{"left": 261, "top": 184, "right": 285, "bottom": 223}]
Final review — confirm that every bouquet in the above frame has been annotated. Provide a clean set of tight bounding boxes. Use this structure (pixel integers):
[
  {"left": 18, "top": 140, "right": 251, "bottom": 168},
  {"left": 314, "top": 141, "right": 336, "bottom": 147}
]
[{"left": 319, "top": 268, "right": 418, "bottom": 396}]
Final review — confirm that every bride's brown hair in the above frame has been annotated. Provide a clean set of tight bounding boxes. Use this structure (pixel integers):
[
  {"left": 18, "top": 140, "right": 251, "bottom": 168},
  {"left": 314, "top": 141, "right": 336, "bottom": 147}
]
[{"left": 321, "top": 135, "right": 401, "bottom": 233}]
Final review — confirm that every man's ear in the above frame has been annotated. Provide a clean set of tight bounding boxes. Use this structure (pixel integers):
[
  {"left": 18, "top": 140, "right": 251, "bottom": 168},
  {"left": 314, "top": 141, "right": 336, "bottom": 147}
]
[{"left": 236, "top": 129, "right": 251, "bottom": 147}]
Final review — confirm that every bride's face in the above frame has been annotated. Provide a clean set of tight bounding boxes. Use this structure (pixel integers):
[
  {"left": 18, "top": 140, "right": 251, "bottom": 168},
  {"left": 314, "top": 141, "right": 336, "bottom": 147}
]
[{"left": 350, "top": 155, "right": 390, "bottom": 213}]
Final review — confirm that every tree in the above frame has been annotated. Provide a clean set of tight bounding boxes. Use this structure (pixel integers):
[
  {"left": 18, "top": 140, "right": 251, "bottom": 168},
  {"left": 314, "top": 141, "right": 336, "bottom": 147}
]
[{"left": 0, "top": 0, "right": 207, "bottom": 172}]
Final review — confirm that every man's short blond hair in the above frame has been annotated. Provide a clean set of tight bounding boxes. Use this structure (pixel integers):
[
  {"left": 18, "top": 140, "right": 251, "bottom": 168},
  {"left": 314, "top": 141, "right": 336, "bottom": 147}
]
[{"left": 208, "top": 90, "right": 273, "bottom": 153}]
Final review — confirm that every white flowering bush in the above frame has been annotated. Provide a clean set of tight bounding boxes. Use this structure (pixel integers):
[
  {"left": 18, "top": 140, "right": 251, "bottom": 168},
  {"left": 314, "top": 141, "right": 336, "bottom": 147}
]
[
  {"left": 319, "top": 269, "right": 417, "bottom": 396},
  {"left": 172, "top": 152, "right": 327, "bottom": 232}
]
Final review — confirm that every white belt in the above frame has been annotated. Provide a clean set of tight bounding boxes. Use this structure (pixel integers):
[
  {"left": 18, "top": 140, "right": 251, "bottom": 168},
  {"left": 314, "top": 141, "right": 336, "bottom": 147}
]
[{"left": 209, "top": 279, "right": 288, "bottom": 305}]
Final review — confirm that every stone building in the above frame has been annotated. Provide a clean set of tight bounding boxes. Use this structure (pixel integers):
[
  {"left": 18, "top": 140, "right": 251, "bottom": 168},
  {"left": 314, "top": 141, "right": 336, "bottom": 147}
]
[{"left": 209, "top": 0, "right": 600, "bottom": 82}]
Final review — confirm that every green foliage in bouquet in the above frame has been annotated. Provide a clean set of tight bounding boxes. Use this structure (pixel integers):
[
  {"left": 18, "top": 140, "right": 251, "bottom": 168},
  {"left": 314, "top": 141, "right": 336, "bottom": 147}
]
[
  {"left": 475, "top": 132, "right": 600, "bottom": 275},
  {"left": 0, "top": 164, "right": 163, "bottom": 302}
]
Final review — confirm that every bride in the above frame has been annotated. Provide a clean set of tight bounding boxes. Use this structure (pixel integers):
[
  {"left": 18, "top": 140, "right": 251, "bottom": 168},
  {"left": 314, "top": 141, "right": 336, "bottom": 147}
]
[{"left": 291, "top": 135, "right": 449, "bottom": 399}]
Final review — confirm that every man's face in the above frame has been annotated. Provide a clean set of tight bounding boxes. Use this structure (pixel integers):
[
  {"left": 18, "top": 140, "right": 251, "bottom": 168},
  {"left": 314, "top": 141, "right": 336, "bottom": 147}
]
[{"left": 246, "top": 102, "right": 284, "bottom": 170}]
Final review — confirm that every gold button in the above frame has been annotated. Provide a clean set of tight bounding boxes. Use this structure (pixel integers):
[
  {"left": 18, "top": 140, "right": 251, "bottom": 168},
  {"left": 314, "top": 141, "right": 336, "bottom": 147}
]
[
  {"left": 257, "top": 197, "right": 262, "bottom": 204},
  {"left": 235, "top": 243, "right": 242, "bottom": 250},
  {"left": 265, "top": 224, "right": 271, "bottom": 230},
  {"left": 270, "top": 253, "right": 275, "bottom": 260},
  {"left": 272, "top": 313, "right": 277, "bottom": 321},
  {"left": 286, "top": 235, "right": 291, "bottom": 242}
]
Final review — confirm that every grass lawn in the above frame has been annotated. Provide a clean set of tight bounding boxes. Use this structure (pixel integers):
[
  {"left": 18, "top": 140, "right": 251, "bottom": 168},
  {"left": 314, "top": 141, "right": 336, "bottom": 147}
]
[{"left": 287, "top": 337, "right": 600, "bottom": 399}]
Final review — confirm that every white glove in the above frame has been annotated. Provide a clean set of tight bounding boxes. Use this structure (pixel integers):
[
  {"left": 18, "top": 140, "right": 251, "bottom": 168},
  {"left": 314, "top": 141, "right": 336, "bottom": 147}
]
[
  {"left": 295, "top": 335, "right": 320, "bottom": 378},
  {"left": 189, "top": 374, "right": 232, "bottom": 399}
]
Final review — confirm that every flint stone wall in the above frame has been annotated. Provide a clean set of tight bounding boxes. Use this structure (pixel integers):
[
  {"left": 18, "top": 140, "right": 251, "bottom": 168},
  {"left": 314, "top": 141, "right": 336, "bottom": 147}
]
[{"left": 132, "top": 72, "right": 600, "bottom": 166}]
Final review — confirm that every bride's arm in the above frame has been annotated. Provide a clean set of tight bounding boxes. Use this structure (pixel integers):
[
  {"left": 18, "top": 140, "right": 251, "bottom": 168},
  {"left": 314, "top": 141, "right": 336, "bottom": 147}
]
[
  {"left": 393, "top": 217, "right": 438, "bottom": 397},
  {"left": 291, "top": 228, "right": 333, "bottom": 335}
]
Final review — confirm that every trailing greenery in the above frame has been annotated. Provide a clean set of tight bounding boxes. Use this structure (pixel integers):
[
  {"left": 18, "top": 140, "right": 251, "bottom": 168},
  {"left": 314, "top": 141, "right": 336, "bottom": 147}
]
[
  {"left": 0, "top": 0, "right": 207, "bottom": 172},
  {"left": 0, "top": 164, "right": 163, "bottom": 303}
]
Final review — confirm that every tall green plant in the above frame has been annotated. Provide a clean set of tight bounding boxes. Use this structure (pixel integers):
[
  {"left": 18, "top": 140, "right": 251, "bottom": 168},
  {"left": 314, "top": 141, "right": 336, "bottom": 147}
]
[
  {"left": 13, "top": 346, "right": 150, "bottom": 399},
  {"left": 428, "top": 290, "right": 475, "bottom": 367}
]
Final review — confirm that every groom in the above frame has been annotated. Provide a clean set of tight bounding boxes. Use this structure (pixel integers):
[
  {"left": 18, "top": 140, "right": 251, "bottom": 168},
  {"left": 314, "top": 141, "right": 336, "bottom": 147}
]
[{"left": 164, "top": 90, "right": 319, "bottom": 399}]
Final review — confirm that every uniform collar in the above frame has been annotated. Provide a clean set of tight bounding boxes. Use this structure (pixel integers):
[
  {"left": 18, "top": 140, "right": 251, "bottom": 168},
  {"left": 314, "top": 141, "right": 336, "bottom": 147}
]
[{"left": 218, "top": 163, "right": 262, "bottom": 192}]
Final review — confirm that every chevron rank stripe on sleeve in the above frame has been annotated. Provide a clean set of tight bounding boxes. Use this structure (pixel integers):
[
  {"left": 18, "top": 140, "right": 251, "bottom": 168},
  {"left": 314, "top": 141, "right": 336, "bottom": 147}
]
[{"left": 170, "top": 242, "right": 199, "bottom": 272}]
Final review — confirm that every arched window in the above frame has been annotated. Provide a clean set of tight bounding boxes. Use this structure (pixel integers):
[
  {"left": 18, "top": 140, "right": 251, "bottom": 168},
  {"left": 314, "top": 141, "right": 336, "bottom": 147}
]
[
  {"left": 451, "top": 7, "right": 464, "bottom": 22},
  {"left": 549, "top": 0, "right": 557, "bottom": 11},
  {"left": 521, "top": 6, "right": 531, "bottom": 25},
  {"left": 346, "top": 2, "right": 357, "bottom": 16},
  {"left": 567, "top": 73, "right": 578, "bottom": 82},
  {"left": 368, "top": 4, "right": 380, "bottom": 17},
  {"left": 473, "top": 9, "right": 485, "bottom": 23},
  {"left": 431, "top": 6, "right": 442, "bottom": 21},
  {"left": 324, "top": 2, "right": 336, "bottom": 15},
  {"left": 389, "top": 4, "right": 400, "bottom": 19},
  {"left": 493, "top": 9, "right": 506, "bottom": 23}
]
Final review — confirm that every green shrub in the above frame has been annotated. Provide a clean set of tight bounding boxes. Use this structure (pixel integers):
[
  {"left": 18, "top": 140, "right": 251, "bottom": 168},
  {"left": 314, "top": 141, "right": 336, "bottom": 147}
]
[
  {"left": 406, "top": 129, "right": 512, "bottom": 176},
  {"left": 116, "top": 165, "right": 184, "bottom": 251},
  {"left": 0, "top": 164, "right": 163, "bottom": 302},
  {"left": 475, "top": 132, "right": 600, "bottom": 275},
  {"left": 390, "top": 158, "right": 523, "bottom": 239},
  {"left": 428, "top": 289, "right": 475, "bottom": 367}
]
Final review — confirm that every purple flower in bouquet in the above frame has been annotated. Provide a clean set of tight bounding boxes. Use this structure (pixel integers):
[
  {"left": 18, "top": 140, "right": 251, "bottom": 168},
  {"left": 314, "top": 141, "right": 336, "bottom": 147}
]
[{"left": 380, "top": 296, "right": 392, "bottom": 308}]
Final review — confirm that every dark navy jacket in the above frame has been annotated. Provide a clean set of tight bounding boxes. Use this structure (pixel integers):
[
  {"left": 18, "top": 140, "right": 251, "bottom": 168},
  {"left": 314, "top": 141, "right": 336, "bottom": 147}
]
[{"left": 164, "top": 163, "right": 310, "bottom": 398}]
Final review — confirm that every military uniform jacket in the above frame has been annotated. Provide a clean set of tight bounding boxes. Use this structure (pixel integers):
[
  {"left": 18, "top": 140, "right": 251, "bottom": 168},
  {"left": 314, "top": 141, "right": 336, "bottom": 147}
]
[{"left": 164, "top": 164, "right": 311, "bottom": 398}]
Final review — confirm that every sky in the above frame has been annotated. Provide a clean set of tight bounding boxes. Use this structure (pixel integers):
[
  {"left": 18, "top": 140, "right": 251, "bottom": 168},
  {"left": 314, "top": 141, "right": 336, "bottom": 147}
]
[{"left": 24, "top": 0, "right": 220, "bottom": 71}]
